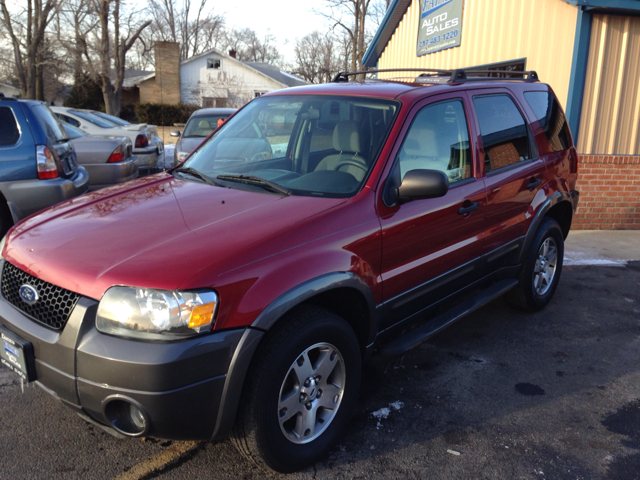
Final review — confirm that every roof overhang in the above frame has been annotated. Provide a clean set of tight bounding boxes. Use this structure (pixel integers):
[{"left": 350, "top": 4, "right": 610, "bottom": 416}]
[{"left": 363, "top": 0, "right": 640, "bottom": 69}]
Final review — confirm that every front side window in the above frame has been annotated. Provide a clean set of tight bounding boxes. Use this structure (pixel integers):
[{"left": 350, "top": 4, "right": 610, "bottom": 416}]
[
  {"left": 180, "top": 95, "right": 399, "bottom": 198},
  {"left": 395, "top": 99, "right": 472, "bottom": 184},
  {"left": 0, "top": 106, "right": 20, "bottom": 146},
  {"left": 473, "top": 94, "right": 532, "bottom": 173},
  {"left": 524, "top": 91, "right": 571, "bottom": 152}
]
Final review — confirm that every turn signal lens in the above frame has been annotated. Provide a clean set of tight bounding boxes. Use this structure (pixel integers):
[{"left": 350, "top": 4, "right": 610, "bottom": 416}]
[{"left": 188, "top": 302, "right": 216, "bottom": 329}]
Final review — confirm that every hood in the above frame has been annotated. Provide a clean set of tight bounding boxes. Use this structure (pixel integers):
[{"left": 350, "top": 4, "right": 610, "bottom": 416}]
[{"left": 3, "top": 174, "right": 346, "bottom": 300}]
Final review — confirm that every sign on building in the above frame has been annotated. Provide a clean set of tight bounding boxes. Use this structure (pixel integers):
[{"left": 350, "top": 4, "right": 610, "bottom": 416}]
[{"left": 417, "top": 0, "right": 464, "bottom": 56}]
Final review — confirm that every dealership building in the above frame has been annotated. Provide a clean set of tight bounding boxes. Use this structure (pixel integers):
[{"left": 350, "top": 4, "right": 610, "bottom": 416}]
[{"left": 363, "top": 0, "right": 640, "bottom": 229}]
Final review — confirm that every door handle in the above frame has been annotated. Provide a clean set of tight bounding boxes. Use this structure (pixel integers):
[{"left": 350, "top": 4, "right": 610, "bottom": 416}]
[
  {"left": 457, "top": 201, "right": 479, "bottom": 215},
  {"left": 526, "top": 177, "right": 542, "bottom": 190}
]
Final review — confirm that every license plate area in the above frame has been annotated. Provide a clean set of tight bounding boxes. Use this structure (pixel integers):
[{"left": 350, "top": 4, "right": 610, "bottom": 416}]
[{"left": 0, "top": 325, "right": 36, "bottom": 382}]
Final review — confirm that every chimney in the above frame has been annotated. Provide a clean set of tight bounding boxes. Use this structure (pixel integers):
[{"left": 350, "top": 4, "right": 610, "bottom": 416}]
[
  {"left": 154, "top": 41, "right": 181, "bottom": 105},
  {"left": 229, "top": 49, "right": 237, "bottom": 59}
]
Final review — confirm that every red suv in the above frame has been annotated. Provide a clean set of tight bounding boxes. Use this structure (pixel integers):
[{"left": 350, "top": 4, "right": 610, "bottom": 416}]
[{"left": 0, "top": 69, "right": 578, "bottom": 472}]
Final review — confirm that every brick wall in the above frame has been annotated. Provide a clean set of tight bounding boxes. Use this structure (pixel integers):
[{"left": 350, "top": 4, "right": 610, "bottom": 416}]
[
  {"left": 154, "top": 42, "right": 181, "bottom": 105},
  {"left": 573, "top": 155, "right": 640, "bottom": 230}
]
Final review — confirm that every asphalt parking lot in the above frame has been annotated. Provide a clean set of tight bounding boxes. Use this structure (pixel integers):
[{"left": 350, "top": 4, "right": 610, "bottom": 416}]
[{"left": 1, "top": 260, "right": 639, "bottom": 480}]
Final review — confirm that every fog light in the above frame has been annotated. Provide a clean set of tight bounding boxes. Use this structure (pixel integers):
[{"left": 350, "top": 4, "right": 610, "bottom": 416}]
[
  {"left": 103, "top": 397, "right": 149, "bottom": 436},
  {"left": 130, "top": 404, "right": 146, "bottom": 430}
]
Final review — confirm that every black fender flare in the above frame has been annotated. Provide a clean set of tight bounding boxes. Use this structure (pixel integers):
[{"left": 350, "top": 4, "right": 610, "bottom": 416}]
[
  {"left": 211, "top": 272, "right": 377, "bottom": 440},
  {"left": 518, "top": 191, "right": 571, "bottom": 264}
]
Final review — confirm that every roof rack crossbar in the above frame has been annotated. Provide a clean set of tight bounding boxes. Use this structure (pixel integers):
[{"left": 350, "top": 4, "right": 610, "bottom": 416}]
[{"left": 331, "top": 68, "right": 539, "bottom": 84}]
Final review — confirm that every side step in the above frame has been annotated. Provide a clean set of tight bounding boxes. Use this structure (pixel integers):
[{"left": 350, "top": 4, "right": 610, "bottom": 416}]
[{"left": 381, "top": 279, "right": 518, "bottom": 357}]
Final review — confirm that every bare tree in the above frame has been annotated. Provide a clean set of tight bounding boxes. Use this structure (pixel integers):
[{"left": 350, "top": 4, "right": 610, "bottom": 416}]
[
  {"left": 315, "top": 0, "right": 387, "bottom": 72},
  {"left": 222, "top": 28, "right": 281, "bottom": 65},
  {"left": 293, "top": 31, "right": 342, "bottom": 84},
  {"left": 88, "top": 0, "right": 151, "bottom": 114},
  {"left": 0, "top": 0, "right": 60, "bottom": 99},
  {"left": 147, "top": 0, "right": 224, "bottom": 60}
]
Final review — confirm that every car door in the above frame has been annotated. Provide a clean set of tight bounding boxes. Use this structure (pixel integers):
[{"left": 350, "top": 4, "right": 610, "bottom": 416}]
[
  {"left": 377, "top": 94, "right": 487, "bottom": 329},
  {"left": 467, "top": 89, "right": 550, "bottom": 264}
]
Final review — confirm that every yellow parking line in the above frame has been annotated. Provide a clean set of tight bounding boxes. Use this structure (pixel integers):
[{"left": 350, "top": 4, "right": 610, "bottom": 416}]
[{"left": 112, "top": 441, "right": 202, "bottom": 480}]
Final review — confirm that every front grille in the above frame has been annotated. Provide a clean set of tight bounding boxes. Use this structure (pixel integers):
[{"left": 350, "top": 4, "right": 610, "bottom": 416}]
[{"left": 1, "top": 262, "right": 80, "bottom": 330}]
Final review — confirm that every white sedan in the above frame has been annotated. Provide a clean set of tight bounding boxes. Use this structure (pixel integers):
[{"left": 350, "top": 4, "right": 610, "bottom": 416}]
[{"left": 51, "top": 107, "right": 162, "bottom": 170}]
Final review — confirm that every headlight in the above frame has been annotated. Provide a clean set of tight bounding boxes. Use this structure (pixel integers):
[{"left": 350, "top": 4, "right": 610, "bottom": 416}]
[
  {"left": 96, "top": 287, "right": 218, "bottom": 340},
  {"left": 176, "top": 151, "right": 190, "bottom": 162}
]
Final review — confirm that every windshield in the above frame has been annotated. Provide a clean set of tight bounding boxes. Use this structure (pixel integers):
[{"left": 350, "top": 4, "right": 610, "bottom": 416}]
[
  {"left": 181, "top": 95, "right": 398, "bottom": 198},
  {"left": 92, "top": 111, "right": 130, "bottom": 127},
  {"left": 70, "top": 110, "right": 116, "bottom": 128},
  {"left": 62, "top": 123, "right": 86, "bottom": 139},
  {"left": 183, "top": 114, "right": 232, "bottom": 138}
]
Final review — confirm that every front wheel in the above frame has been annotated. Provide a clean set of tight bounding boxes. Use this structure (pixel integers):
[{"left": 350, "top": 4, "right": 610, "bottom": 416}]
[
  {"left": 508, "top": 217, "right": 564, "bottom": 311},
  {"left": 231, "top": 306, "right": 361, "bottom": 473}
]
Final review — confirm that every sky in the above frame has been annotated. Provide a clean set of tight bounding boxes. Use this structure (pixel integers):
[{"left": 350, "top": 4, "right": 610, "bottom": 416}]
[{"left": 221, "top": 1, "right": 334, "bottom": 64}]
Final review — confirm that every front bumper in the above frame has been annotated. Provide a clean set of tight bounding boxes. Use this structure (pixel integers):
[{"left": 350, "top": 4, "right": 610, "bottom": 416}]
[{"left": 0, "top": 268, "right": 260, "bottom": 440}]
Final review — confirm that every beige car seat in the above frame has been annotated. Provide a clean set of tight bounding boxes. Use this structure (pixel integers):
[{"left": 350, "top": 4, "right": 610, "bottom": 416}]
[{"left": 315, "top": 121, "right": 368, "bottom": 181}]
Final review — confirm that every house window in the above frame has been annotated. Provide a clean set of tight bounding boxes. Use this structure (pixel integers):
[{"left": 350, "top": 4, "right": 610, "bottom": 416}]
[
  {"left": 207, "top": 57, "right": 221, "bottom": 69},
  {"left": 254, "top": 91, "right": 267, "bottom": 98},
  {"left": 202, "top": 97, "right": 226, "bottom": 108}
]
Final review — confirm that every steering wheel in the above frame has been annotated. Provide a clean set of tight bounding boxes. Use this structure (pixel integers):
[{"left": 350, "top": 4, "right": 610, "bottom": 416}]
[{"left": 334, "top": 160, "right": 367, "bottom": 175}]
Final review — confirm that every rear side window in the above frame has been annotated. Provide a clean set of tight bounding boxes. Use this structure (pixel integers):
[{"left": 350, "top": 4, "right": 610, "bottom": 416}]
[
  {"left": 0, "top": 107, "right": 20, "bottom": 146},
  {"left": 524, "top": 91, "right": 571, "bottom": 152},
  {"left": 31, "top": 104, "right": 67, "bottom": 143},
  {"left": 57, "top": 113, "right": 80, "bottom": 128},
  {"left": 473, "top": 95, "right": 531, "bottom": 173}
]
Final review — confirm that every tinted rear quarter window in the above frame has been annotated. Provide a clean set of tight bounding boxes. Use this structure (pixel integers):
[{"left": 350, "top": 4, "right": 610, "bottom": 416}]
[
  {"left": 524, "top": 91, "right": 571, "bottom": 152},
  {"left": 473, "top": 94, "right": 532, "bottom": 173},
  {"left": 31, "top": 104, "right": 67, "bottom": 143},
  {"left": 0, "top": 106, "right": 20, "bottom": 146}
]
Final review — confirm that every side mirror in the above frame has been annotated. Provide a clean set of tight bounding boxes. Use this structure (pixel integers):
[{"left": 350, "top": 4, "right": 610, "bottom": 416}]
[
  {"left": 170, "top": 130, "right": 181, "bottom": 137},
  {"left": 396, "top": 169, "right": 449, "bottom": 203}
]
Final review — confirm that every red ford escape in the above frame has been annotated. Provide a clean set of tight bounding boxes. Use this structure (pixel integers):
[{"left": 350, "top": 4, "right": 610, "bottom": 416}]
[{"left": 0, "top": 69, "right": 578, "bottom": 472}]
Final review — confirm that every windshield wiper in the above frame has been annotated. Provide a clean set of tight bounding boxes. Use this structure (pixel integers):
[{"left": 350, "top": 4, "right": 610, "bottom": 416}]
[
  {"left": 174, "top": 167, "right": 220, "bottom": 186},
  {"left": 216, "top": 174, "right": 291, "bottom": 196}
]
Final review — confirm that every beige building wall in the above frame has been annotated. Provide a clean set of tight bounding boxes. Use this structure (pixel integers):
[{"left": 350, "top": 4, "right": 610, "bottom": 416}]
[
  {"left": 377, "top": 0, "right": 578, "bottom": 108},
  {"left": 577, "top": 14, "right": 640, "bottom": 155},
  {"left": 138, "top": 78, "right": 156, "bottom": 105},
  {"left": 154, "top": 41, "right": 181, "bottom": 105}
]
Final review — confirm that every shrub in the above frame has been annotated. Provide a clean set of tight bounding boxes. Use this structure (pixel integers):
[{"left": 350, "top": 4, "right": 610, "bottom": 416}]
[
  {"left": 134, "top": 103, "right": 200, "bottom": 126},
  {"left": 64, "top": 74, "right": 105, "bottom": 111}
]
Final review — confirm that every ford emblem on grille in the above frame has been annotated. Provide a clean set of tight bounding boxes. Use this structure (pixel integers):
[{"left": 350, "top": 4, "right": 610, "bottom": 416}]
[{"left": 19, "top": 285, "right": 39, "bottom": 305}]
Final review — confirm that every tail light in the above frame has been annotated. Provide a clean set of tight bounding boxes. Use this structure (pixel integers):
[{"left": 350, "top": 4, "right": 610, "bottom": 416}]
[
  {"left": 135, "top": 134, "right": 149, "bottom": 148},
  {"left": 108, "top": 145, "right": 126, "bottom": 163},
  {"left": 36, "top": 145, "right": 59, "bottom": 179}
]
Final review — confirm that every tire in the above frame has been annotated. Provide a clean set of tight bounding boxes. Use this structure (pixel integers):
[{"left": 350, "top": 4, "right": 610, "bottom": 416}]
[
  {"left": 231, "top": 305, "right": 361, "bottom": 473},
  {"left": 507, "top": 217, "right": 564, "bottom": 312},
  {"left": 0, "top": 202, "right": 13, "bottom": 239}
]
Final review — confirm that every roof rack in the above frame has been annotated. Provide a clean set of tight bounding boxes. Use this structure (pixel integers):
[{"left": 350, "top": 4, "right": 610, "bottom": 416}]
[{"left": 331, "top": 68, "right": 539, "bottom": 84}]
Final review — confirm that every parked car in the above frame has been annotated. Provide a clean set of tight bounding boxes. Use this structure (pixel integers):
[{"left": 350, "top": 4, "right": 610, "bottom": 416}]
[
  {"left": 51, "top": 107, "right": 160, "bottom": 170},
  {"left": 0, "top": 98, "right": 88, "bottom": 237},
  {"left": 171, "top": 108, "right": 236, "bottom": 164},
  {"left": 61, "top": 123, "right": 138, "bottom": 190},
  {"left": 87, "top": 110, "right": 164, "bottom": 164},
  {"left": 0, "top": 69, "right": 579, "bottom": 473}
]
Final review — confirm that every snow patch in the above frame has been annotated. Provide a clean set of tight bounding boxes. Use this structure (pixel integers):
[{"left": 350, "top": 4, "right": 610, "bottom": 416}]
[
  {"left": 564, "top": 252, "right": 627, "bottom": 266},
  {"left": 371, "top": 401, "right": 405, "bottom": 429}
]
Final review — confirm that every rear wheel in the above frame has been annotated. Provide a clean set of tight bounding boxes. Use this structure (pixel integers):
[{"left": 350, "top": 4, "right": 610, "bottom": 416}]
[
  {"left": 231, "top": 306, "right": 361, "bottom": 473},
  {"left": 508, "top": 217, "right": 564, "bottom": 311}
]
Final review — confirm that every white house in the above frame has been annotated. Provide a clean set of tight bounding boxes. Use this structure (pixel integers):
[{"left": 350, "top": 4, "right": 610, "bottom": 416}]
[
  {"left": 0, "top": 83, "right": 20, "bottom": 98},
  {"left": 134, "top": 44, "right": 307, "bottom": 108}
]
